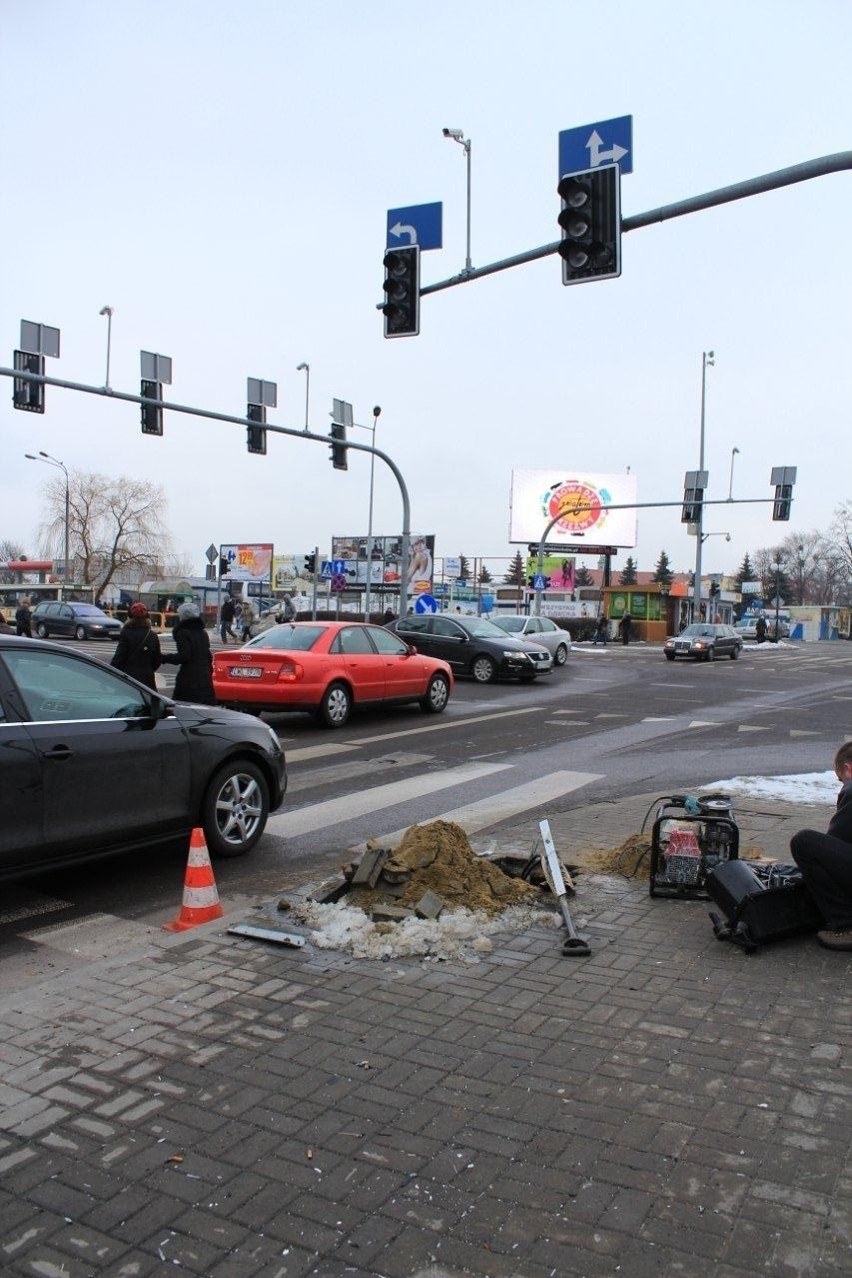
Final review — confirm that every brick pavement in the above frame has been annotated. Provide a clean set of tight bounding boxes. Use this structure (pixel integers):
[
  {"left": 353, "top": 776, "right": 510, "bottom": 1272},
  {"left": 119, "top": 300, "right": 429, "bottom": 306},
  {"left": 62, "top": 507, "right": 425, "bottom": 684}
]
[{"left": 1, "top": 793, "right": 851, "bottom": 1278}]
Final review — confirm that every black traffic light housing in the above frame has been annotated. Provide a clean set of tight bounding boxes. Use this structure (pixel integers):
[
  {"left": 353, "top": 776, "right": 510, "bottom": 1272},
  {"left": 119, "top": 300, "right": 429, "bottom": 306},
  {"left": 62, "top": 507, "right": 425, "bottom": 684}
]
[
  {"left": 558, "top": 163, "right": 621, "bottom": 285},
  {"left": 247, "top": 403, "right": 267, "bottom": 455},
  {"left": 140, "top": 380, "right": 163, "bottom": 435},
  {"left": 304, "top": 553, "right": 316, "bottom": 575},
  {"left": 681, "top": 470, "right": 708, "bottom": 524},
  {"left": 382, "top": 245, "right": 420, "bottom": 337},
  {"left": 771, "top": 467, "right": 797, "bottom": 521},
  {"left": 13, "top": 351, "right": 45, "bottom": 413},
  {"left": 330, "top": 421, "right": 347, "bottom": 470}
]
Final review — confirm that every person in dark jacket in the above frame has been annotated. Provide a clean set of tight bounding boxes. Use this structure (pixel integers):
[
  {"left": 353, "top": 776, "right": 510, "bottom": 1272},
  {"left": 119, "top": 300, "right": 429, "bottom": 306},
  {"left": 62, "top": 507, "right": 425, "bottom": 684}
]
[
  {"left": 110, "top": 602, "right": 162, "bottom": 691},
  {"left": 161, "top": 602, "right": 215, "bottom": 705},
  {"left": 755, "top": 615, "right": 767, "bottom": 643},
  {"left": 15, "top": 598, "right": 32, "bottom": 638},
  {"left": 791, "top": 741, "right": 852, "bottom": 950},
  {"left": 220, "top": 594, "right": 237, "bottom": 644},
  {"left": 619, "top": 611, "right": 632, "bottom": 646}
]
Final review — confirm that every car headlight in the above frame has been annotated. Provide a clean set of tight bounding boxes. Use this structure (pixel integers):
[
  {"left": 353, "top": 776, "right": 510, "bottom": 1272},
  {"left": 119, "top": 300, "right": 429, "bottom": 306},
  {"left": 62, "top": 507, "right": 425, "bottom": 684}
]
[
  {"left": 694, "top": 641, "right": 707, "bottom": 649},
  {"left": 504, "top": 649, "right": 524, "bottom": 660}
]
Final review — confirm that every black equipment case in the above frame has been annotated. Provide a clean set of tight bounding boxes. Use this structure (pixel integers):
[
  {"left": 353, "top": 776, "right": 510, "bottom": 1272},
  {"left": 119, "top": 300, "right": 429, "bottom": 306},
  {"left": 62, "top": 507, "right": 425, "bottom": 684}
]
[
  {"left": 649, "top": 794, "right": 739, "bottom": 899},
  {"left": 706, "top": 859, "right": 823, "bottom": 952}
]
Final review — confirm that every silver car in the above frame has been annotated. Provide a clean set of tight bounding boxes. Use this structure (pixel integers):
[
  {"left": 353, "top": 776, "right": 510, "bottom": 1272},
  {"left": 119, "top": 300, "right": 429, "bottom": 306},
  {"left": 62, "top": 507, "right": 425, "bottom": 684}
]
[{"left": 490, "top": 614, "right": 572, "bottom": 666}]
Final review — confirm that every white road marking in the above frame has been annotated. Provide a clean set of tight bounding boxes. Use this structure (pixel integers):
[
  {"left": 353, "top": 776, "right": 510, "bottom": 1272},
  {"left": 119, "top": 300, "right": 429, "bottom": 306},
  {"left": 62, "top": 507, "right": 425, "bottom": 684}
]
[
  {"left": 285, "top": 742, "right": 360, "bottom": 763},
  {"left": 265, "top": 760, "right": 512, "bottom": 837},
  {"left": 642, "top": 716, "right": 676, "bottom": 722},
  {"left": 350, "top": 769, "right": 603, "bottom": 851},
  {"left": 738, "top": 725, "right": 771, "bottom": 732},
  {"left": 345, "top": 705, "right": 541, "bottom": 746},
  {"left": 790, "top": 729, "right": 820, "bottom": 737},
  {"left": 688, "top": 721, "right": 722, "bottom": 728}
]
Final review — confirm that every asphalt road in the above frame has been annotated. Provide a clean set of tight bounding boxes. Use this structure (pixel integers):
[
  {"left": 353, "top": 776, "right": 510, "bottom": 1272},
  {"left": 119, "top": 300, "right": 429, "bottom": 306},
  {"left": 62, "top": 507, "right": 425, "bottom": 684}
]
[{"left": 4, "top": 639, "right": 852, "bottom": 986}]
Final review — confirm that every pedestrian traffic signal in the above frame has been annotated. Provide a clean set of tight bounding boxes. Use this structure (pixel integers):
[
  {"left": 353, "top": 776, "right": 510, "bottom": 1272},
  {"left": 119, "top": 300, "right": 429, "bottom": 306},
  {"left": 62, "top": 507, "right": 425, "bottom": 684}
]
[
  {"left": 140, "top": 380, "right": 163, "bottom": 435},
  {"left": 247, "top": 403, "right": 267, "bottom": 455},
  {"left": 219, "top": 557, "right": 230, "bottom": 577},
  {"left": 557, "top": 163, "right": 621, "bottom": 286},
  {"left": 382, "top": 245, "right": 420, "bottom": 337},
  {"left": 771, "top": 466, "right": 797, "bottom": 521},
  {"left": 304, "top": 553, "right": 316, "bottom": 575},
  {"left": 13, "top": 351, "right": 45, "bottom": 413}
]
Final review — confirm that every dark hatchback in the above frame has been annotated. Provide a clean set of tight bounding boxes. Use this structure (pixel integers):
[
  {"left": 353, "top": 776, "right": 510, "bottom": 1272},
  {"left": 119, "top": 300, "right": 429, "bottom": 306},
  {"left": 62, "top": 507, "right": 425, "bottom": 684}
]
[
  {"left": 387, "top": 613, "right": 549, "bottom": 682},
  {"left": 32, "top": 601, "right": 123, "bottom": 641},
  {"left": 0, "top": 636, "right": 287, "bottom": 881}
]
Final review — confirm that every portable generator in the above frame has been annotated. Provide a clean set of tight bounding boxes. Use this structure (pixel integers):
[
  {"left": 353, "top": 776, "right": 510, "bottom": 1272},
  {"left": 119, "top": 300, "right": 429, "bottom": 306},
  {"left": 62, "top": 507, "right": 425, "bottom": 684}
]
[{"left": 649, "top": 793, "right": 739, "bottom": 899}]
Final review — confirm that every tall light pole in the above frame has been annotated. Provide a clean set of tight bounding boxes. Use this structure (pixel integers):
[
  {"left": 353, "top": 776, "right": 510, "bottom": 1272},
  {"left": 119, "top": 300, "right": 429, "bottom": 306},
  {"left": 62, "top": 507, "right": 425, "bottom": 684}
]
[
  {"left": 355, "top": 406, "right": 382, "bottom": 620},
  {"left": 693, "top": 350, "right": 715, "bottom": 621},
  {"left": 443, "top": 127, "right": 472, "bottom": 273},
  {"left": 25, "top": 450, "right": 70, "bottom": 578},
  {"left": 99, "top": 305, "right": 114, "bottom": 390},
  {"left": 296, "top": 362, "right": 310, "bottom": 431},
  {"left": 773, "top": 555, "right": 783, "bottom": 642},
  {"left": 727, "top": 446, "right": 740, "bottom": 500}
]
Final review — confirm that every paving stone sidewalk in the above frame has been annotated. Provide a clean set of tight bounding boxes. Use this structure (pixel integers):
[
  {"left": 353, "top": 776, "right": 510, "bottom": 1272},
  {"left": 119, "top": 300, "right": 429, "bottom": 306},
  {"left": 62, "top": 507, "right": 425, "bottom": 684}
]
[{"left": 1, "top": 794, "right": 851, "bottom": 1278}]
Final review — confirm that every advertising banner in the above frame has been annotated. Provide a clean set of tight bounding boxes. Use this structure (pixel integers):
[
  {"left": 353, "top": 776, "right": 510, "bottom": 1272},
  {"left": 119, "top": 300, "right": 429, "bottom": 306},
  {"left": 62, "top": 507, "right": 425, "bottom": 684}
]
[
  {"left": 524, "top": 554, "right": 574, "bottom": 590},
  {"left": 331, "top": 535, "right": 435, "bottom": 595},
  {"left": 220, "top": 543, "right": 273, "bottom": 582},
  {"left": 509, "top": 470, "right": 638, "bottom": 548}
]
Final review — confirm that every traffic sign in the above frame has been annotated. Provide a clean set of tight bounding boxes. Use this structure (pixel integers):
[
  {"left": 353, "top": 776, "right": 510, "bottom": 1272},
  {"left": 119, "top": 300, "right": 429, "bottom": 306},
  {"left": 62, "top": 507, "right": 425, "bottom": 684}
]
[
  {"left": 386, "top": 202, "right": 443, "bottom": 251},
  {"left": 559, "top": 115, "right": 633, "bottom": 177},
  {"left": 205, "top": 543, "right": 218, "bottom": 564},
  {"left": 414, "top": 594, "right": 438, "bottom": 614},
  {"left": 533, "top": 574, "right": 547, "bottom": 591},
  {"left": 331, "top": 573, "right": 347, "bottom": 593},
  {"left": 321, "top": 559, "right": 346, "bottom": 579}
]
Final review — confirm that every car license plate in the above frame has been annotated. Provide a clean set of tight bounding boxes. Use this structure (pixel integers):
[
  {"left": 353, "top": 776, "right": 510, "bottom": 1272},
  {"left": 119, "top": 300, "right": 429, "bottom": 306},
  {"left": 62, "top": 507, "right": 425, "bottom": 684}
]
[{"left": 229, "top": 666, "right": 263, "bottom": 678}]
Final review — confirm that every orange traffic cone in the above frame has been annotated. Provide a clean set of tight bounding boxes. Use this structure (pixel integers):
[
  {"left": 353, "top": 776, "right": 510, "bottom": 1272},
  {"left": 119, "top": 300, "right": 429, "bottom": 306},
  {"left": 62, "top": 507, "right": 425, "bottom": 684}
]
[{"left": 163, "top": 828, "right": 224, "bottom": 933}]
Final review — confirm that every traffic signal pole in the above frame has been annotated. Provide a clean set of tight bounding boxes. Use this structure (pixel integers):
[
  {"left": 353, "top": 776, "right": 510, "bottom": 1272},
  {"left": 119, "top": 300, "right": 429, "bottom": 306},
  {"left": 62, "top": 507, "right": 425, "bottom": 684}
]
[{"left": 1, "top": 367, "right": 415, "bottom": 619}]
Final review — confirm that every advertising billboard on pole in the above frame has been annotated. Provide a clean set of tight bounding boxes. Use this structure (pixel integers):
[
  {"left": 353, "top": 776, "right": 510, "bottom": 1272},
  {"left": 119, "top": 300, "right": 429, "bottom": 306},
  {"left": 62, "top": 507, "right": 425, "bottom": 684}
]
[
  {"left": 509, "top": 471, "right": 637, "bottom": 548},
  {"left": 219, "top": 544, "right": 274, "bottom": 581}
]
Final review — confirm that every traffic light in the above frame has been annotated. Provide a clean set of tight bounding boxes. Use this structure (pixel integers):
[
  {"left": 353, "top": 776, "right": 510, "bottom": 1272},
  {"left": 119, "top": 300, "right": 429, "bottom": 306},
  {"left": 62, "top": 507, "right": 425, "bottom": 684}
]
[
  {"left": 304, "top": 553, "right": 316, "bottom": 575},
  {"left": 219, "top": 557, "right": 230, "bottom": 577},
  {"left": 247, "top": 403, "right": 267, "bottom": 455},
  {"left": 557, "top": 163, "right": 621, "bottom": 285},
  {"left": 382, "top": 245, "right": 420, "bottom": 337},
  {"left": 771, "top": 467, "right": 797, "bottom": 521},
  {"left": 140, "top": 380, "right": 163, "bottom": 435},
  {"left": 13, "top": 351, "right": 45, "bottom": 413},
  {"left": 710, "top": 580, "right": 720, "bottom": 598},
  {"left": 330, "top": 421, "right": 347, "bottom": 470},
  {"left": 681, "top": 469, "right": 708, "bottom": 525}
]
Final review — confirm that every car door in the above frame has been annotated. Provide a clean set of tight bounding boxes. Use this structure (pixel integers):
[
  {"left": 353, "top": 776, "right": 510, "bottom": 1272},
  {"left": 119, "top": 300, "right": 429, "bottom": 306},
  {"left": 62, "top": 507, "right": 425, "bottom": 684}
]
[
  {"left": 393, "top": 616, "right": 434, "bottom": 658},
  {"left": 55, "top": 603, "right": 75, "bottom": 637},
  {"left": 0, "top": 667, "right": 44, "bottom": 871},
  {"left": 2, "top": 646, "right": 192, "bottom": 864},
  {"left": 428, "top": 617, "right": 471, "bottom": 673},
  {"left": 331, "top": 625, "right": 386, "bottom": 702},
  {"left": 367, "top": 625, "right": 426, "bottom": 698}
]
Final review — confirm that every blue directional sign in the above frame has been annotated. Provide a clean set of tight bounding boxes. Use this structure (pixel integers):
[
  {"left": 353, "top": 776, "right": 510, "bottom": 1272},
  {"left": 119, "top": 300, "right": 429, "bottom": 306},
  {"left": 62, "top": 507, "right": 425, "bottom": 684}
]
[
  {"left": 533, "top": 573, "right": 547, "bottom": 591},
  {"left": 559, "top": 115, "right": 633, "bottom": 177},
  {"left": 414, "top": 593, "right": 439, "bottom": 614},
  {"left": 321, "top": 559, "right": 346, "bottom": 579},
  {"left": 386, "top": 202, "right": 443, "bottom": 251}
]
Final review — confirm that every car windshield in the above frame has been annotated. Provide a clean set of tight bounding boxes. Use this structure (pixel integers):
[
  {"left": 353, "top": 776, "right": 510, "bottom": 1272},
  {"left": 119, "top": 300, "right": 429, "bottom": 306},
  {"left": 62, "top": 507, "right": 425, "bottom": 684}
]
[
  {"left": 492, "top": 617, "right": 524, "bottom": 633},
  {"left": 680, "top": 625, "right": 716, "bottom": 637},
  {"left": 73, "top": 605, "right": 109, "bottom": 617},
  {"left": 459, "top": 618, "right": 508, "bottom": 638},
  {"left": 243, "top": 625, "right": 326, "bottom": 652}
]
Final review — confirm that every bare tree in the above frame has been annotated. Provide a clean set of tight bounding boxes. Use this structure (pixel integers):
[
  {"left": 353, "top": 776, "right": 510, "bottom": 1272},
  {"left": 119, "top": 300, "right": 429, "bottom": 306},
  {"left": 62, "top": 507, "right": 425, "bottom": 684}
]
[{"left": 38, "top": 472, "right": 173, "bottom": 600}]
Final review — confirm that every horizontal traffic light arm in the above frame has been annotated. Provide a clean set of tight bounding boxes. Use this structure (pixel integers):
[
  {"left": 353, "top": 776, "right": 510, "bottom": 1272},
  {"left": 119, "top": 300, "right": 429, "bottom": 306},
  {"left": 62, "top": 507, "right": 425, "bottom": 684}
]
[{"left": 397, "top": 150, "right": 851, "bottom": 301}]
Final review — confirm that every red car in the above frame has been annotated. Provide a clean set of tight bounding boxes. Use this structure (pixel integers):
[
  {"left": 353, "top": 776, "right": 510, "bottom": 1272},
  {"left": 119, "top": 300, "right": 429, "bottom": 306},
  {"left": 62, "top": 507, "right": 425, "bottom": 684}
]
[{"left": 212, "top": 620, "right": 453, "bottom": 728}]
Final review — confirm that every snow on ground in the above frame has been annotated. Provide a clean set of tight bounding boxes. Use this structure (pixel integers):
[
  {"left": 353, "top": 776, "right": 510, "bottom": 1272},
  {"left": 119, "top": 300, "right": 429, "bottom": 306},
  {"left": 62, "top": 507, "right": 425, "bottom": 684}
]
[{"left": 703, "top": 772, "right": 839, "bottom": 805}]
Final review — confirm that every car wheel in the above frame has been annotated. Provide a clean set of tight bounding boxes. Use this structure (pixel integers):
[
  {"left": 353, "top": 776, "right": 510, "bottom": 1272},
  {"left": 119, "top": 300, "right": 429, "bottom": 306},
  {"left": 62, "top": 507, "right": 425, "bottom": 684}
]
[
  {"left": 319, "top": 681, "right": 352, "bottom": 728},
  {"left": 665, "top": 653, "right": 675, "bottom": 662},
  {"left": 202, "top": 760, "right": 269, "bottom": 858},
  {"left": 554, "top": 643, "right": 569, "bottom": 666},
  {"left": 75, "top": 625, "right": 87, "bottom": 641},
  {"left": 471, "top": 655, "right": 496, "bottom": 683},
  {"left": 36, "top": 622, "right": 49, "bottom": 638},
  {"left": 420, "top": 672, "right": 450, "bottom": 714},
  {"left": 706, "top": 647, "right": 715, "bottom": 662},
  {"left": 730, "top": 647, "right": 739, "bottom": 659}
]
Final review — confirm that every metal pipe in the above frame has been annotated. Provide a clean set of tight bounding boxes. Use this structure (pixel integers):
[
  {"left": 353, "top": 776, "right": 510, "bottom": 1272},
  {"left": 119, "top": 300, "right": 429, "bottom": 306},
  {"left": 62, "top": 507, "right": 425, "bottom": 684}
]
[{"left": 694, "top": 351, "right": 714, "bottom": 621}]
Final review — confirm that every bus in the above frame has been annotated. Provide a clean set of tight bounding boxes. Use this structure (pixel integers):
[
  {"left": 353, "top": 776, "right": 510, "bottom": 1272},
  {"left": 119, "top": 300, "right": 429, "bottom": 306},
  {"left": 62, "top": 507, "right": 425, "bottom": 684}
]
[{"left": 0, "top": 583, "right": 96, "bottom": 622}]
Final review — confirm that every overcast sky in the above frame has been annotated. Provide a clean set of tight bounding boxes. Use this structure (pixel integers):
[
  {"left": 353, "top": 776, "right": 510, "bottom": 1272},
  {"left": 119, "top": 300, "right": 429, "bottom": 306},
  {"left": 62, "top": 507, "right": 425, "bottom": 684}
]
[{"left": 2, "top": 0, "right": 850, "bottom": 579}]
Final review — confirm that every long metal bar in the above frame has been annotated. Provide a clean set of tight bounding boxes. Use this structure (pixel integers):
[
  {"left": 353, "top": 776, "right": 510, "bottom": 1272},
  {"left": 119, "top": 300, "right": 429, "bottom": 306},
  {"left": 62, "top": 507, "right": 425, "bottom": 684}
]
[
  {"left": 2, "top": 367, "right": 414, "bottom": 617},
  {"left": 415, "top": 152, "right": 852, "bottom": 299}
]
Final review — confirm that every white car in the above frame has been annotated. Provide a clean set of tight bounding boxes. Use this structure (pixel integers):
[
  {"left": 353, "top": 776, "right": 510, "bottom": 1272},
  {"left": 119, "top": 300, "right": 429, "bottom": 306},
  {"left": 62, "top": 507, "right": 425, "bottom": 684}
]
[{"left": 490, "top": 614, "right": 572, "bottom": 666}]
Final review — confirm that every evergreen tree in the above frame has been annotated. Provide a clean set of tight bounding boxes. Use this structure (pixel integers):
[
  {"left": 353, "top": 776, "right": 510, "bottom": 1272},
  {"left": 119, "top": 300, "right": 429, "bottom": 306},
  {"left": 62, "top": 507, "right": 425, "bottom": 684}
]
[
  {"left": 735, "top": 553, "right": 755, "bottom": 589},
  {"left": 574, "top": 564, "right": 594, "bottom": 587},
  {"left": 478, "top": 564, "right": 492, "bottom": 584},
  {"left": 458, "top": 554, "right": 471, "bottom": 581},
  {"left": 504, "top": 551, "right": 525, "bottom": 585},
  {"left": 652, "top": 550, "right": 673, "bottom": 586},
  {"left": 619, "top": 556, "right": 638, "bottom": 585}
]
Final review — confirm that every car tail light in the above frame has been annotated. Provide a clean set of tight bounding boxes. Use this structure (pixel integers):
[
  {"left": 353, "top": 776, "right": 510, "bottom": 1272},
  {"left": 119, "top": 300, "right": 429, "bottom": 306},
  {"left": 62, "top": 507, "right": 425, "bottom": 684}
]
[{"left": 277, "top": 660, "right": 304, "bottom": 682}]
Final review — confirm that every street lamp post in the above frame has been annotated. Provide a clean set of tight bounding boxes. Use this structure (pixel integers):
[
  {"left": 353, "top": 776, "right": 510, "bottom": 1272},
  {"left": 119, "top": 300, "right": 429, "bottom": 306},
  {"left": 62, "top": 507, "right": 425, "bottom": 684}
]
[
  {"left": 355, "top": 407, "right": 382, "bottom": 620},
  {"left": 25, "top": 451, "right": 70, "bottom": 577},
  {"left": 99, "top": 306, "right": 114, "bottom": 390},
  {"left": 727, "top": 446, "right": 740, "bottom": 500},
  {"left": 773, "top": 556, "right": 783, "bottom": 642},
  {"left": 693, "top": 350, "right": 715, "bottom": 621},
  {"left": 443, "top": 127, "right": 473, "bottom": 273},
  {"left": 296, "top": 363, "right": 310, "bottom": 431}
]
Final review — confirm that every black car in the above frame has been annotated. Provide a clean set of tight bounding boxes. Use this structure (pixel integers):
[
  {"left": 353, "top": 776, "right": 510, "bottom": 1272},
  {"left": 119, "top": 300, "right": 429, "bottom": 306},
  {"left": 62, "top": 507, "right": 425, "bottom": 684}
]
[
  {"left": 387, "top": 613, "right": 550, "bottom": 682},
  {"left": 0, "top": 636, "right": 287, "bottom": 880},
  {"left": 32, "top": 601, "right": 123, "bottom": 641},
  {"left": 664, "top": 623, "right": 743, "bottom": 662}
]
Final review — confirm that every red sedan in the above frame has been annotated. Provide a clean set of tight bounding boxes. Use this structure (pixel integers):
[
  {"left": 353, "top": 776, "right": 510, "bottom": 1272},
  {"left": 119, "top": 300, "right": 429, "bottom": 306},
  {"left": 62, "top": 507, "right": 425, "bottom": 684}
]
[{"left": 212, "top": 621, "right": 453, "bottom": 728}]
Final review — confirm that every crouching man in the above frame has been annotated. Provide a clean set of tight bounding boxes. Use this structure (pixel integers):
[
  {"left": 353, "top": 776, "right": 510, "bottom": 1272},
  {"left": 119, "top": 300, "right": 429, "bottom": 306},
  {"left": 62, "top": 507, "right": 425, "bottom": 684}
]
[{"left": 791, "top": 742, "right": 852, "bottom": 950}]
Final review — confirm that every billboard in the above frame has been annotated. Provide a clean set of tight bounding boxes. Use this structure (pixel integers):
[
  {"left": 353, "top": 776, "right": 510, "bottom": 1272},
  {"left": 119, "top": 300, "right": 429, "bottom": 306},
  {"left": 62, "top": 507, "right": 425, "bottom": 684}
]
[
  {"left": 331, "top": 534, "right": 435, "bottom": 595},
  {"left": 524, "top": 555, "right": 574, "bottom": 590},
  {"left": 220, "top": 543, "right": 274, "bottom": 581},
  {"left": 509, "top": 471, "right": 637, "bottom": 548}
]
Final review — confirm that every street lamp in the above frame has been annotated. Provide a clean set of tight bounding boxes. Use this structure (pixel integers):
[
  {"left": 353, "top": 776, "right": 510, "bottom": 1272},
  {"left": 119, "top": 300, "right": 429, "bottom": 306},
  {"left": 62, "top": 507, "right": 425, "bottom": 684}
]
[
  {"left": 25, "top": 451, "right": 70, "bottom": 578},
  {"left": 443, "top": 127, "right": 473, "bottom": 273},
  {"left": 353, "top": 407, "right": 382, "bottom": 619},
  {"left": 99, "top": 305, "right": 114, "bottom": 390},
  {"left": 693, "top": 350, "right": 715, "bottom": 621},
  {"left": 296, "top": 362, "right": 310, "bottom": 432},
  {"left": 727, "top": 446, "right": 740, "bottom": 500}
]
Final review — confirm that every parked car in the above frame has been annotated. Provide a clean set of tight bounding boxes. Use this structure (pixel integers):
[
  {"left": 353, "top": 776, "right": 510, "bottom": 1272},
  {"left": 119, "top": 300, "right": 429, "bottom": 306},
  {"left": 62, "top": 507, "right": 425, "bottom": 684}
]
[
  {"left": 735, "top": 616, "right": 790, "bottom": 640},
  {"left": 490, "top": 614, "right": 572, "bottom": 666},
  {"left": 32, "top": 601, "right": 122, "bottom": 641},
  {"left": 387, "top": 613, "right": 552, "bottom": 682},
  {"left": 0, "top": 635, "right": 287, "bottom": 880},
  {"left": 733, "top": 618, "right": 759, "bottom": 640},
  {"left": 664, "top": 623, "right": 743, "bottom": 662},
  {"left": 212, "top": 621, "right": 454, "bottom": 728}
]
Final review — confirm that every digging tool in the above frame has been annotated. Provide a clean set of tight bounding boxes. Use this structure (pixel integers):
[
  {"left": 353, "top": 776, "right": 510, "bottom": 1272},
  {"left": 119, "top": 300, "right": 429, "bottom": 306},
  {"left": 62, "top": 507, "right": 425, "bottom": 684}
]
[{"left": 539, "top": 819, "right": 591, "bottom": 957}]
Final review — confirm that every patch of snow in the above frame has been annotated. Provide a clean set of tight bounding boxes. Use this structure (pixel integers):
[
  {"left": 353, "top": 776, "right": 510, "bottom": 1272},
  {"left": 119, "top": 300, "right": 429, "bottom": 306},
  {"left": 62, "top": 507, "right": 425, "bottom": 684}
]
[{"left": 703, "top": 771, "right": 839, "bottom": 806}]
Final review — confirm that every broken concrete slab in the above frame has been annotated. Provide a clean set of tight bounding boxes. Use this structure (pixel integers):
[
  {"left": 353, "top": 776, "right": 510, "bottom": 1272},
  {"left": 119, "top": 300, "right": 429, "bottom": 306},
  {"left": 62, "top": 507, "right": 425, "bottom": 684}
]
[
  {"left": 414, "top": 890, "right": 444, "bottom": 920},
  {"left": 351, "top": 845, "right": 390, "bottom": 888},
  {"left": 371, "top": 904, "right": 416, "bottom": 923}
]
